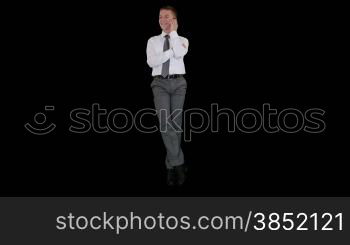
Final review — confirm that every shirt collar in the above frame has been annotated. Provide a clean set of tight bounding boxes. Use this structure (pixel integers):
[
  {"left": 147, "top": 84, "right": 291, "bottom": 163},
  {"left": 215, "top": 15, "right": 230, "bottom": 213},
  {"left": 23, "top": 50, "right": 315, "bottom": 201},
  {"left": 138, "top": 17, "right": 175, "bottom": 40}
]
[{"left": 161, "top": 31, "right": 170, "bottom": 37}]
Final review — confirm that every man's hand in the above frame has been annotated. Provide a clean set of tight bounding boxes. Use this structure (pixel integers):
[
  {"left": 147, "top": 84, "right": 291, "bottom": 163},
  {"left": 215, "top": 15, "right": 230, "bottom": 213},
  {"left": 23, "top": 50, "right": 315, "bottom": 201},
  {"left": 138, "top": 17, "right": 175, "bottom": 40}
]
[{"left": 170, "top": 18, "right": 178, "bottom": 32}]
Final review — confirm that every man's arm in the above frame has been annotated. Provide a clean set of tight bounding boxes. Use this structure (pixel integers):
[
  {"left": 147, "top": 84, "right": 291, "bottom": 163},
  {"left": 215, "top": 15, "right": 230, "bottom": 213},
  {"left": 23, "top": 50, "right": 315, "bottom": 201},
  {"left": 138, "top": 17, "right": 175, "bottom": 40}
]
[
  {"left": 169, "top": 19, "right": 189, "bottom": 58},
  {"left": 169, "top": 31, "right": 189, "bottom": 58},
  {"left": 146, "top": 38, "right": 174, "bottom": 68}
]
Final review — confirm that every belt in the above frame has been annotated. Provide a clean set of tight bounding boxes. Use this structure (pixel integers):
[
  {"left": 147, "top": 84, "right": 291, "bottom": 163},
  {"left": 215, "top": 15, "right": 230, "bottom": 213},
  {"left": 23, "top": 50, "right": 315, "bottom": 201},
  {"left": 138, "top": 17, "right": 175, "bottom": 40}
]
[{"left": 154, "top": 74, "right": 183, "bottom": 79}]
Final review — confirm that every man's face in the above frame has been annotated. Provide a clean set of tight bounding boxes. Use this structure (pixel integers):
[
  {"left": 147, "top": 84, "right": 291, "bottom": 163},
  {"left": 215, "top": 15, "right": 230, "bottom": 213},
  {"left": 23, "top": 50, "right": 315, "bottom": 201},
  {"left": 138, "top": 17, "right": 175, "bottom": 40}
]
[{"left": 159, "top": 9, "right": 175, "bottom": 32}]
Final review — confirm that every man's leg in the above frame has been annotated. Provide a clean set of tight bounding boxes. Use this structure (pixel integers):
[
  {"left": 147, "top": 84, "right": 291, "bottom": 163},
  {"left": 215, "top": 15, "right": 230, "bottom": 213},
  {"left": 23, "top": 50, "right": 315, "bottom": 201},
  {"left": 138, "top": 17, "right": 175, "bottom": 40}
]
[
  {"left": 169, "top": 77, "right": 187, "bottom": 166},
  {"left": 151, "top": 79, "right": 182, "bottom": 169}
]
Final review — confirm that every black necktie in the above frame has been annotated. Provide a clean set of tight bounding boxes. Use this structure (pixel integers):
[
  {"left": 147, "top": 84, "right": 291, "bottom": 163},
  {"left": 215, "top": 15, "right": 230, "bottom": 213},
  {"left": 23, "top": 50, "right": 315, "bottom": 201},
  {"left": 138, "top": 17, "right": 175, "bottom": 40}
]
[{"left": 161, "top": 35, "right": 170, "bottom": 78}]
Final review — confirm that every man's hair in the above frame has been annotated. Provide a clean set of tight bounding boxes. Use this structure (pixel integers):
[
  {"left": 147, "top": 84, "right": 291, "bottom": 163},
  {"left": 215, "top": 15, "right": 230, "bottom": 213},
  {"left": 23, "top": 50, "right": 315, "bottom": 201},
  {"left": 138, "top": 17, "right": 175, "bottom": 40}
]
[{"left": 160, "top": 5, "right": 177, "bottom": 18}]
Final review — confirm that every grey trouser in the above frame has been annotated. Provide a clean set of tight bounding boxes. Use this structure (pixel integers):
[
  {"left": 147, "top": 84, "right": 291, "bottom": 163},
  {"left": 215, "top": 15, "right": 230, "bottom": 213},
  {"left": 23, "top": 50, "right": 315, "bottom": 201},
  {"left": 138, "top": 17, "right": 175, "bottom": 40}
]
[{"left": 151, "top": 76, "right": 187, "bottom": 169}]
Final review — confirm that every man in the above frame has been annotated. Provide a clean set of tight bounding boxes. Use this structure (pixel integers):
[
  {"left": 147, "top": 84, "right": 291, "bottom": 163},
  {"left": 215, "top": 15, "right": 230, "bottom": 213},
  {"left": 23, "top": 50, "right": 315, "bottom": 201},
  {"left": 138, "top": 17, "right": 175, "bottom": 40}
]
[{"left": 146, "top": 6, "right": 189, "bottom": 186}]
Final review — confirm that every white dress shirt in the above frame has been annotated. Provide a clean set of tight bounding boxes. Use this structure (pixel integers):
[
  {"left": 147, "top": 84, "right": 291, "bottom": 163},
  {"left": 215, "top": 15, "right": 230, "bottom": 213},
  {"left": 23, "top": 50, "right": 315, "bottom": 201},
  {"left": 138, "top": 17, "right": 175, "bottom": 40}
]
[{"left": 146, "top": 31, "right": 189, "bottom": 76}]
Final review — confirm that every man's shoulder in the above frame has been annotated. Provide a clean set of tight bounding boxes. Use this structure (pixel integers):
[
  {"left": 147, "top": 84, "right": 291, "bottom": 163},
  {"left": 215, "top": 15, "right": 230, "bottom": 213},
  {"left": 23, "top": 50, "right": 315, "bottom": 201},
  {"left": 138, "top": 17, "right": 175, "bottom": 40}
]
[
  {"left": 179, "top": 35, "right": 188, "bottom": 42},
  {"left": 148, "top": 34, "right": 161, "bottom": 42}
]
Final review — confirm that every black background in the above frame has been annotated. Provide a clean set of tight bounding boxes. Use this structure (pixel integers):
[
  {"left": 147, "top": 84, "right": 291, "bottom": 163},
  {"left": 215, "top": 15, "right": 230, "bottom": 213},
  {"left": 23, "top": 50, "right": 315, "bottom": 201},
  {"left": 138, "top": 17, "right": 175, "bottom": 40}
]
[{"left": 7, "top": 0, "right": 347, "bottom": 196}]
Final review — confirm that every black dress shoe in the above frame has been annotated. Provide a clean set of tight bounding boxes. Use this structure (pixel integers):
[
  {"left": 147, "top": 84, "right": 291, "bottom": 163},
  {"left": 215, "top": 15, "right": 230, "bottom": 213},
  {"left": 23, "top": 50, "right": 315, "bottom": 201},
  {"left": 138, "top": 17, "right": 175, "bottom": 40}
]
[
  {"left": 174, "top": 164, "right": 188, "bottom": 186},
  {"left": 167, "top": 168, "right": 176, "bottom": 186}
]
